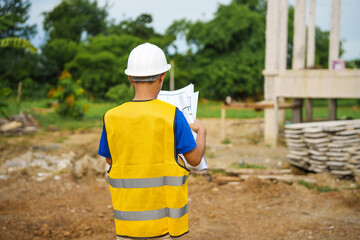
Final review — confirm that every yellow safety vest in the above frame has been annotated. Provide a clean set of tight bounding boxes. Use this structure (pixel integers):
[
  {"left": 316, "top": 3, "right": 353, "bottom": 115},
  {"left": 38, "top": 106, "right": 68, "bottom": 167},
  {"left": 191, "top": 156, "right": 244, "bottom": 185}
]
[{"left": 104, "top": 99, "right": 190, "bottom": 238}]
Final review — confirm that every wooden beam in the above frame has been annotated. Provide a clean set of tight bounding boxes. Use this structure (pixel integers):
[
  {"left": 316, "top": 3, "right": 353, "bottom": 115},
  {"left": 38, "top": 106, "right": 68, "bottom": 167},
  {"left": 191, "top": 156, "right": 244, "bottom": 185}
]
[
  {"left": 328, "top": 99, "right": 337, "bottom": 120},
  {"left": 305, "top": 98, "right": 313, "bottom": 121}
]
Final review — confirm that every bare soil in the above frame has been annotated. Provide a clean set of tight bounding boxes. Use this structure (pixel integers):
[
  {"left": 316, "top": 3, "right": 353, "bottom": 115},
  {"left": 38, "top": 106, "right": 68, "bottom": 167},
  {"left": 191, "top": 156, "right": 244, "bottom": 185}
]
[{"left": 1, "top": 118, "right": 359, "bottom": 240}]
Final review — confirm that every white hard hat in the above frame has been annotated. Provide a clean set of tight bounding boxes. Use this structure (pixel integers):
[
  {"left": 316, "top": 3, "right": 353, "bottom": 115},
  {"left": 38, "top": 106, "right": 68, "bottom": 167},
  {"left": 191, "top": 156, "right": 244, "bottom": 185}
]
[{"left": 125, "top": 43, "right": 171, "bottom": 77}]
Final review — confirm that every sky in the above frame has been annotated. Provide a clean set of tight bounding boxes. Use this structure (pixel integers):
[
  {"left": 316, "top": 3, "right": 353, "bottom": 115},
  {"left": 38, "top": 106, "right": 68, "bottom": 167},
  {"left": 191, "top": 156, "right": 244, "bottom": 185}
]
[{"left": 28, "top": 0, "right": 360, "bottom": 60}]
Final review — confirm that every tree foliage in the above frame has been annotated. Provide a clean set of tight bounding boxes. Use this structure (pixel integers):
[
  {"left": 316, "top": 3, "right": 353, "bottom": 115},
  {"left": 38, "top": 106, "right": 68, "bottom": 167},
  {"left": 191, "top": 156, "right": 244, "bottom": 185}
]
[
  {"left": 171, "top": 0, "right": 266, "bottom": 100},
  {"left": 0, "top": 0, "right": 36, "bottom": 39},
  {"left": 40, "top": 38, "right": 78, "bottom": 85},
  {"left": 1, "top": 0, "right": 349, "bottom": 104},
  {"left": 43, "top": 0, "right": 107, "bottom": 42},
  {"left": 65, "top": 34, "right": 143, "bottom": 98},
  {"left": 0, "top": 0, "right": 38, "bottom": 94}
]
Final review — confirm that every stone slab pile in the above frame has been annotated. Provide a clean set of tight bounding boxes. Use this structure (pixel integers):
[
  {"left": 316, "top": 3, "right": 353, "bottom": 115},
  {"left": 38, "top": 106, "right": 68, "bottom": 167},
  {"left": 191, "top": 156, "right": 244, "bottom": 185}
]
[{"left": 285, "top": 120, "right": 360, "bottom": 177}]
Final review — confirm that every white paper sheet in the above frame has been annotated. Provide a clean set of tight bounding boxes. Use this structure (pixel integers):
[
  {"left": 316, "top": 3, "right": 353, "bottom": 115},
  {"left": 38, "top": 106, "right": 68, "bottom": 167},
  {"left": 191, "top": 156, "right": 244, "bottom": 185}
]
[{"left": 158, "top": 84, "right": 208, "bottom": 171}]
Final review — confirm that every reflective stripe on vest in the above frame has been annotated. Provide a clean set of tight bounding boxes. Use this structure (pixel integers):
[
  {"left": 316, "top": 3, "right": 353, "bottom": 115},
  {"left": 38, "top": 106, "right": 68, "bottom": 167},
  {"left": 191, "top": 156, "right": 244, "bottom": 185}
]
[
  {"left": 114, "top": 204, "right": 188, "bottom": 221},
  {"left": 108, "top": 175, "right": 188, "bottom": 188}
]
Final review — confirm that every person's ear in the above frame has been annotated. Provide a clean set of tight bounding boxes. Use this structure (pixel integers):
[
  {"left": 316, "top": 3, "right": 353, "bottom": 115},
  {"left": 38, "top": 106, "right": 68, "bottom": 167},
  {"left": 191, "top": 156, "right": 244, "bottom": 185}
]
[
  {"left": 161, "top": 72, "right": 166, "bottom": 80},
  {"left": 128, "top": 76, "right": 135, "bottom": 85}
]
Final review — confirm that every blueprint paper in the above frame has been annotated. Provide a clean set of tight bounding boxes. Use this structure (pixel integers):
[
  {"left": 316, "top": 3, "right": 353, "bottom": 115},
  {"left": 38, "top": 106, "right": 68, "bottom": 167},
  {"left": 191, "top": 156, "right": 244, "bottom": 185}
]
[{"left": 158, "top": 84, "right": 208, "bottom": 171}]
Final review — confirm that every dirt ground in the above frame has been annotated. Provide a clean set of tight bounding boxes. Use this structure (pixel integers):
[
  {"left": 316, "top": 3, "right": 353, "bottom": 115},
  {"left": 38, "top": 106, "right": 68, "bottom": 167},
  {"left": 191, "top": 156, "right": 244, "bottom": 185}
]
[{"left": 1, "top": 118, "right": 360, "bottom": 240}]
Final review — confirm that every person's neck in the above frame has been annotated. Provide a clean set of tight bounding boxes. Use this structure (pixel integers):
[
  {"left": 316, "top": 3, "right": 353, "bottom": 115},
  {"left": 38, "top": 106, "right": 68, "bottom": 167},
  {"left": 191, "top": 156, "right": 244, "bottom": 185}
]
[{"left": 132, "top": 86, "right": 159, "bottom": 101}]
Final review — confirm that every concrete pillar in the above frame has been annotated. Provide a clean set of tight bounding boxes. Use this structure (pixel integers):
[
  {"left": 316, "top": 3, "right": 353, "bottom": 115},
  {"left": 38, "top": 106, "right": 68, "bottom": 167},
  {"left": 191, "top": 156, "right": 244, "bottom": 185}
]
[
  {"left": 292, "top": 0, "right": 307, "bottom": 70},
  {"left": 329, "top": 0, "right": 341, "bottom": 68},
  {"left": 264, "top": 0, "right": 281, "bottom": 147},
  {"left": 277, "top": 0, "right": 288, "bottom": 128},
  {"left": 265, "top": 0, "right": 280, "bottom": 72},
  {"left": 305, "top": 0, "right": 316, "bottom": 121},
  {"left": 307, "top": 0, "right": 316, "bottom": 68},
  {"left": 328, "top": 0, "right": 341, "bottom": 120},
  {"left": 291, "top": 0, "right": 306, "bottom": 123},
  {"left": 279, "top": 0, "right": 288, "bottom": 71}
]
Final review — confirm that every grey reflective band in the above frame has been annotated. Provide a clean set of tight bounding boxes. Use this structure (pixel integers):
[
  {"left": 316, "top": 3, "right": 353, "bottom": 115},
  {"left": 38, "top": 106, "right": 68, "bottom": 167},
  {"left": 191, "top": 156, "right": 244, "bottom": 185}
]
[
  {"left": 114, "top": 204, "right": 188, "bottom": 221},
  {"left": 108, "top": 175, "right": 188, "bottom": 188}
]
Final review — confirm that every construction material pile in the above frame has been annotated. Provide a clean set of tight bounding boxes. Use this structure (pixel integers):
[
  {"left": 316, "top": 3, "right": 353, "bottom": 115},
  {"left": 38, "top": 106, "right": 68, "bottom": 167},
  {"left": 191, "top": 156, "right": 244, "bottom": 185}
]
[
  {"left": 2, "top": 150, "right": 107, "bottom": 180},
  {"left": 285, "top": 120, "right": 360, "bottom": 177},
  {"left": 0, "top": 112, "right": 40, "bottom": 135}
]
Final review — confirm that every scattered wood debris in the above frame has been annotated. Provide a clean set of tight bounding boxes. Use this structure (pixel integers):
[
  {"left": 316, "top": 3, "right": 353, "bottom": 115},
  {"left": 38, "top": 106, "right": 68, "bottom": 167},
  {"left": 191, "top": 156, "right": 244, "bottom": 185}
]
[
  {"left": 191, "top": 168, "right": 316, "bottom": 184},
  {"left": 0, "top": 112, "right": 40, "bottom": 135}
]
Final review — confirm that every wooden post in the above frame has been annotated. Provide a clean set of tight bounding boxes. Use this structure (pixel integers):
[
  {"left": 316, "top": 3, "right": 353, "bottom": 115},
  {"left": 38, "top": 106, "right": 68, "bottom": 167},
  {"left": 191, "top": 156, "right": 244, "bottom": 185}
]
[
  {"left": 221, "top": 104, "right": 226, "bottom": 141},
  {"left": 170, "top": 60, "right": 175, "bottom": 91},
  {"left": 328, "top": 99, "right": 337, "bottom": 120},
  {"left": 292, "top": 99, "right": 303, "bottom": 123},
  {"left": 256, "top": 109, "right": 262, "bottom": 137},
  {"left": 328, "top": 0, "right": 341, "bottom": 120},
  {"left": 17, "top": 81, "right": 22, "bottom": 102},
  {"left": 305, "top": 99, "right": 313, "bottom": 121}
]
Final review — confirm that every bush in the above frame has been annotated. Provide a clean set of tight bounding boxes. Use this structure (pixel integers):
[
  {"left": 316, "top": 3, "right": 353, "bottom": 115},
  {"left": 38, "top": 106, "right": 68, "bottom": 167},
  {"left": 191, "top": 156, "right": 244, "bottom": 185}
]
[
  {"left": 105, "top": 84, "right": 134, "bottom": 104},
  {"left": 48, "top": 70, "right": 89, "bottom": 118},
  {"left": 0, "top": 81, "right": 11, "bottom": 117}
]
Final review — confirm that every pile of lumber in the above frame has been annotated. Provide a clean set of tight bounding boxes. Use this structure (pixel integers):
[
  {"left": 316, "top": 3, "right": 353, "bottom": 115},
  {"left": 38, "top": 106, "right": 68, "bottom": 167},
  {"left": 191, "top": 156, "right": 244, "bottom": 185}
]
[
  {"left": 0, "top": 113, "right": 40, "bottom": 135},
  {"left": 285, "top": 120, "right": 360, "bottom": 176}
]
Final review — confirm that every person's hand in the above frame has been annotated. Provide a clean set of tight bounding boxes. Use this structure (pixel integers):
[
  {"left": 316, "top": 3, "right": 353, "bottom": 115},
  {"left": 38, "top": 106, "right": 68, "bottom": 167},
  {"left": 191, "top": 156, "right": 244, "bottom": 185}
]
[{"left": 189, "top": 120, "right": 206, "bottom": 134}]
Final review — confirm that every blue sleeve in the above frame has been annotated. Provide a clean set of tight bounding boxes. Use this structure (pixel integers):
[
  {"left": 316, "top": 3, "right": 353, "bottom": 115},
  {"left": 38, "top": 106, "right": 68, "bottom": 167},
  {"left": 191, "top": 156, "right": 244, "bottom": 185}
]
[
  {"left": 98, "top": 124, "right": 112, "bottom": 158},
  {"left": 175, "top": 108, "right": 197, "bottom": 154}
]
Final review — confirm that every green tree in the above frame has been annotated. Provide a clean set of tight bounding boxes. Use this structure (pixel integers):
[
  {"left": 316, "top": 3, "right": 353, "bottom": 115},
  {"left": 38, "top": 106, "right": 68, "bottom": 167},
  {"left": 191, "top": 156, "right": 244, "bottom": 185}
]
[
  {"left": 0, "top": 0, "right": 36, "bottom": 39},
  {"left": 66, "top": 13, "right": 174, "bottom": 98},
  {"left": 65, "top": 34, "right": 143, "bottom": 98},
  {"left": 40, "top": 38, "right": 78, "bottom": 86},
  {"left": 107, "top": 14, "right": 159, "bottom": 39},
  {"left": 0, "top": 0, "right": 39, "bottom": 98},
  {"left": 172, "top": 0, "right": 266, "bottom": 100},
  {"left": 41, "top": 0, "right": 107, "bottom": 86},
  {"left": 43, "top": 0, "right": 107, "bottom": 42}
]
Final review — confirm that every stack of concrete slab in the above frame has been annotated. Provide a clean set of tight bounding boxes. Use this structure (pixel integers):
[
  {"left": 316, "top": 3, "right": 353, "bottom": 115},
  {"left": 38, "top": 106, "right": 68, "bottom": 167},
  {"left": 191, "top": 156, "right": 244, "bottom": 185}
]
[{"left": 285, "top": 120, "right": 360, "bottom": 177}]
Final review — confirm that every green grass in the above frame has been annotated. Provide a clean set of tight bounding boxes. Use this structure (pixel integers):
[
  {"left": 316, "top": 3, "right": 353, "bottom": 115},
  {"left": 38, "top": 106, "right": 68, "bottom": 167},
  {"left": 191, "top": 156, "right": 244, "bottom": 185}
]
[
  {"left": 3, "top": 98, "right": 360, "bottom": 130},
  {"left": 229, "top": 162, "right": 267, "bottom": 169},
  {"left": 197, "top": 101, "right": 264, "bottom": 119},
  {"left": 297, "top": 180, "right": 338, "bottom": 193},
  {"left": 221, "top": 138, "right": 231, "bottom": 144},
  {"left": 5, "top": 98, "right": 118, "bottom": 130},
  {"left": 285, "top": 107, "right": 360, "bottom": 121},
  {"left": 197, "top": 100, "right": 360, "bottom": 120}
]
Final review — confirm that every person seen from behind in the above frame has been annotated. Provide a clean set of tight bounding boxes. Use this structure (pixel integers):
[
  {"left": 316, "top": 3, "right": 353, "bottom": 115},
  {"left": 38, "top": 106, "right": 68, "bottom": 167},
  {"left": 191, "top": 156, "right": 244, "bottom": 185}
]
[{"left": 98, "top": 42, "right": 207, "bottom": 239}]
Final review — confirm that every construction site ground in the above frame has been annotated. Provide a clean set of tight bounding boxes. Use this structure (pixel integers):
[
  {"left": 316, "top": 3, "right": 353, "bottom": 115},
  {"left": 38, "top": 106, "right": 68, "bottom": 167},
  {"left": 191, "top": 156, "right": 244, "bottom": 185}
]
[{"left": 0, "top": 118, "right": 359, "bottom": 240}]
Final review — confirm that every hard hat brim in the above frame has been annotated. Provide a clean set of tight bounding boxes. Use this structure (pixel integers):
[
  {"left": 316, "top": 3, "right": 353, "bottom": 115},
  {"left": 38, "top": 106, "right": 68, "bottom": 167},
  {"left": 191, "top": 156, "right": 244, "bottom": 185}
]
[{"left": 125, "top": 64, "right": 171, "bottom": 77}]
